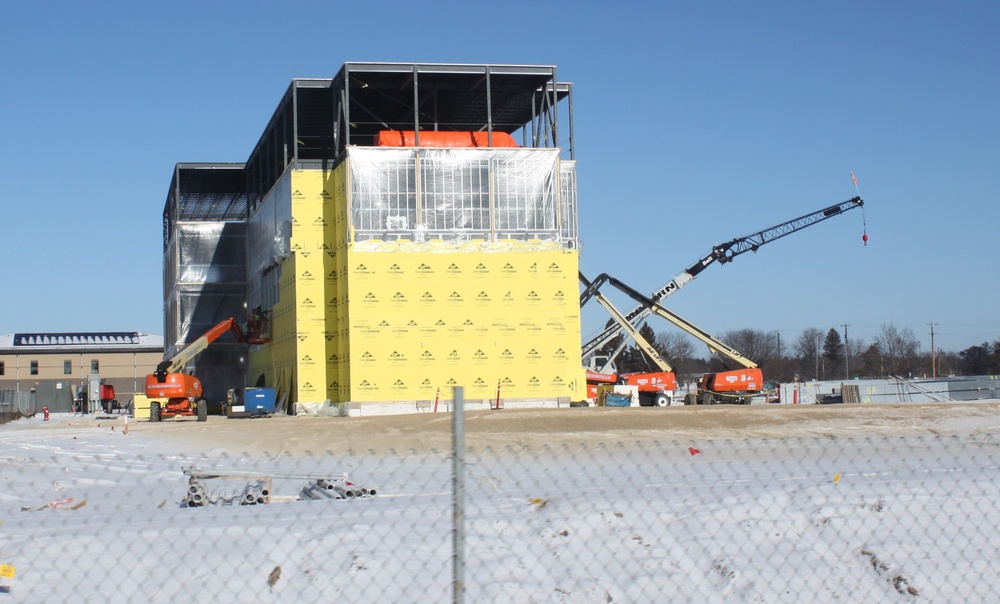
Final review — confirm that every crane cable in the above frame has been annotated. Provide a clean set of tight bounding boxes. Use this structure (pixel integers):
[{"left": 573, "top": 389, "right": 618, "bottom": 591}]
[{"left": 851, "top": 171, "right": 869, "bottom": 245}]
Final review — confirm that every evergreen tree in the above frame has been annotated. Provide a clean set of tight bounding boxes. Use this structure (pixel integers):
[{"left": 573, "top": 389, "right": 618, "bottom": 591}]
[
  {"left": 857, "top": 342, "right": 883, "bottom": 378},
  {"left": 959, "top": 343, "right": 992, "bottom": 375},
  {"left": 822, "top": 328, "right": 844, "bottom": 379}
]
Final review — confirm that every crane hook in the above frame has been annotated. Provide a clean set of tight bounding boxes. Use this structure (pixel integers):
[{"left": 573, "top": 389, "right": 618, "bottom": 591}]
[{"left": 851, "top": 171, "right": 868, "bottom": 246}]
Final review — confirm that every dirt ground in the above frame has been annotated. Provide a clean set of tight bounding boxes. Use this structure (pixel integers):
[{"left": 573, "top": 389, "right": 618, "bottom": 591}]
[{"left": 34, "top": 401, "right": 1000, "bottom": 456}]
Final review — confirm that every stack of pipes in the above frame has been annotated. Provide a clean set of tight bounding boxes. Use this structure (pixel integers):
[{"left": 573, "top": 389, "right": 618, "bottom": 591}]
[
  {"left": 299, "top": 478, "right": 376, "bottom": 501},
  {"left": 182, "top": 478, "right": 270, "bottom": 507}
]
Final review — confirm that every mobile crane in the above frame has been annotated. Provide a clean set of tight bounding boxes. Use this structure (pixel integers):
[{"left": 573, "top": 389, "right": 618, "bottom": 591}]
[
  {"left": 144, "top": 315, "right": 266, "bottom": 421},
  {"left": 581, "top": 196, "right": 864, "bottom": 373},
  {"left": 583, "top": 274, "right": 765, "bottom": 405}
]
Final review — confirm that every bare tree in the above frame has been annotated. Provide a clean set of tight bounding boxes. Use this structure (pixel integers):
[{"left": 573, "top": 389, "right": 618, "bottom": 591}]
[
  {"left": 794, "top": 328, "right": 824, "bottom": 380},
  {"left": 654, "top": 331, "right": 696, "bottom": 362},
  {"left": 654, "top": 331, "right": 702, "bottom": 384},
  {"left": 718, "top": 329, "right": 777, "bottom": 373},
  {"left": 849, "top": 337, "right": 867, "bottom": 379},
  {"left": 875, "top": 323, "right": 919, "bottom": 376}
]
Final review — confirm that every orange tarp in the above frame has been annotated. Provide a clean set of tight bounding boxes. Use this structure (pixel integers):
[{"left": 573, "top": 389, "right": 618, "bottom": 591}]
[{"left": 376, "top": 130, "right": 518, "bottom": 148}]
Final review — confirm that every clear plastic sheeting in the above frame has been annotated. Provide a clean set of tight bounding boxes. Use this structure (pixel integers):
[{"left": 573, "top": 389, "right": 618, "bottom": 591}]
[
  {"left": 171, "top": 285, "right": 247, "bottom": 350},
  {"left": 560, "top": 160, "right": 579, "bottom": 245},
  {"left": 163, "top": 218, "right": 248, "bottom": 360},
  {"left": 348, "top": 147, "right": 577, "bottom": 246},
  {"left": 174, "top": 222, "right": 247, "bottom": 284},
  {"left": 350, "top": 238, "right": 567, "bottom": 254},
  {"left": 246, "top": 171, "right": 292, "bottom": 312}
]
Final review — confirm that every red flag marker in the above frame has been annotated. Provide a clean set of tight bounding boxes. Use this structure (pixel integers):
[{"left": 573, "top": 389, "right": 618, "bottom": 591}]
[{"left": 688, "top": 447, "right": 701, "bottom": 456}]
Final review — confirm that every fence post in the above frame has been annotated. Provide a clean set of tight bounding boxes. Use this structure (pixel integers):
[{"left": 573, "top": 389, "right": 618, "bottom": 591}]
[{"left": 452, "top": 386, "right": 465, "bottom": 603}]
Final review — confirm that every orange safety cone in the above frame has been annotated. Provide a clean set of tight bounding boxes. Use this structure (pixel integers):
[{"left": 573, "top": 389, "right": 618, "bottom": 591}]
[
  {"left": 124, "top": 416, "right": 129, "bottom": 435},
  {"left": 433, "top": 388, "right": 441, "bottom": 413}
]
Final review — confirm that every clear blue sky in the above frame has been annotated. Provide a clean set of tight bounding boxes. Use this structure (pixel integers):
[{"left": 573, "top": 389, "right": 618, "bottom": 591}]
[{"left": 2, "top": 1, "right": 997, "bottom": 354}]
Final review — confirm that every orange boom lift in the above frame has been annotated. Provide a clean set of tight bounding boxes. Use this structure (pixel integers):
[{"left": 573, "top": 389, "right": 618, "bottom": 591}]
[{"left": 144, "top": 315, "right": 268, "bottom": 421}]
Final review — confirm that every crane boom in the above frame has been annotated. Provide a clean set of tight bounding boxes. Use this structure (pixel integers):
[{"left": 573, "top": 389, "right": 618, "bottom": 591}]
[
  {"left": 581, "top": 196, "right": 863, "bottom": 367},
  {"left": 597, "top": 274, "right": 758, "bottom": 369}
]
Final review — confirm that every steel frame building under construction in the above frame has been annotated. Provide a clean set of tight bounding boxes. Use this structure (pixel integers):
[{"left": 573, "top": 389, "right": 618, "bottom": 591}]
[{"left": 162, "top": 63, "right": 585, "bottom": 413}]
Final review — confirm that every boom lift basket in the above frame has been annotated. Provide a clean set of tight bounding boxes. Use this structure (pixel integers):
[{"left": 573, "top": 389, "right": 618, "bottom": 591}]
[{"left": 245, "top": 309, "right": 271, "bottom": 345}]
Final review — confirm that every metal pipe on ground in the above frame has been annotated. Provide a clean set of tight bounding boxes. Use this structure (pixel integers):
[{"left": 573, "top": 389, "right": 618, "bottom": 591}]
[
  {"left": 300, "top": 483, "right": 342, "bottom": 501},
  {"left": 332, "top": 483, "right": 358, "bottom": 498}
]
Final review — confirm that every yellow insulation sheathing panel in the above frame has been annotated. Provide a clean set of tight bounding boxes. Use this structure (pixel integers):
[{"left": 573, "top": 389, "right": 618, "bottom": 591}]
[
  {"left": 346, "top": 246, "right": 585, "bottom": 402},
  {"left": 289, "top": 169, "right": 342, "bottom": 404},
  {"left": 324, "top": 167, "right": 350, "bottom": 402}
]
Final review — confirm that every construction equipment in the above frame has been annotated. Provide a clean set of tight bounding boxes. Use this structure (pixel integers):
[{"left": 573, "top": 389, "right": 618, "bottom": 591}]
[
  {"left": 98, "top": 383, "right": 118, "bottom": 414},
  {"left": 144, "top": 317, "right": 254, "bottom": 422},
  {"left": 581, "top": 196, "right": 864, "bottom": 373},
  {"left": 224, "top": 387, "right": 276, "bottom": 418},
  {"left": 580, "top": 273, "right": 678, "bottom": 406},
  {"left": 585, "top": 359, "right": 678, "bottom": 407},
  {"left": 585, "top": 274, "right": 765, "bottom": 405}
]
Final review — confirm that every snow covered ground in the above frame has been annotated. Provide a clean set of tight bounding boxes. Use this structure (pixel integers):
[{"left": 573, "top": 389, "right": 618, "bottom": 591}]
[{"left": 2, "top": 410, "right": 1000, "bottom": 602}]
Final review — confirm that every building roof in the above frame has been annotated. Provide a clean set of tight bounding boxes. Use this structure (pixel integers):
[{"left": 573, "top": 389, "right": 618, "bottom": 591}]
[{"left": 0, "top": 332, "right": 164, "bottom": 352}]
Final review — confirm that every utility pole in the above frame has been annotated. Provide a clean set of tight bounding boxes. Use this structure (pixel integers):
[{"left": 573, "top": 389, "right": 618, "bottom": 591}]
[
  {"left": 815, "top": 332, "right": 821, "bottom": 380},
  {"left": 928, "top": 322, "right": 937, "bottom": 378},
  {"left": 841, "top": 324, "right": 850, "bottom": 379},
  {"left": 775, "top": 330, "right": 782, "bottom": 360}
]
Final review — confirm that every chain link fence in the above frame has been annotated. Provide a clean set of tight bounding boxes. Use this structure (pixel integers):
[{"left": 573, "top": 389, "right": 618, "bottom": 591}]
[
  {"left": 0, "top": 390, "right": 34, "bottom": 425},
  {"left": 1, "top": 405, "right": 999, "bottom": 602}
]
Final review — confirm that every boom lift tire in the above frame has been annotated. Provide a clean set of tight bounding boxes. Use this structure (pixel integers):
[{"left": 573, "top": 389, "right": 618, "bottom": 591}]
[
  {"left": 653, "top": 393, "right": 672, "bottom": 407},
  {"left": 150, "top": 402, "right": 161, "bottom": 422},
  {"left": 197, "top": 400, "right": 208, "bottom": 422}
]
